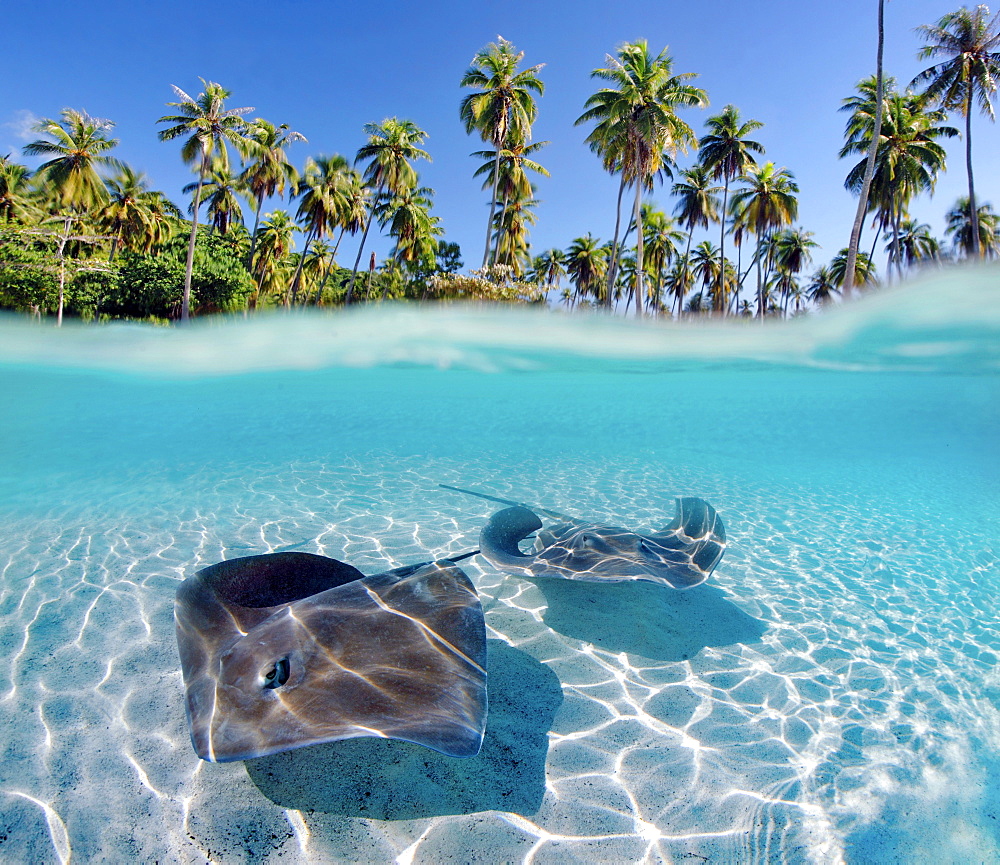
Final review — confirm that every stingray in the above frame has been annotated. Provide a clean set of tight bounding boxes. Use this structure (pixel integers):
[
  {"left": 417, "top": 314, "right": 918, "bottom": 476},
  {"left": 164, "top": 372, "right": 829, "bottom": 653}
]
[
  {"left": 175, "top": 551, "right": 487, "bottom": 763},
  {"left": 442, "top": 484, "right": 727, "bottom": 590}
]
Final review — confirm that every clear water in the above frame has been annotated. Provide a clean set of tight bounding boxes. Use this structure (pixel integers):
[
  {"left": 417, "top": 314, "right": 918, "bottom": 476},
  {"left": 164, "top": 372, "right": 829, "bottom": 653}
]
[{"left": 1, "top": 269, "right": 997, "bottom": 863}]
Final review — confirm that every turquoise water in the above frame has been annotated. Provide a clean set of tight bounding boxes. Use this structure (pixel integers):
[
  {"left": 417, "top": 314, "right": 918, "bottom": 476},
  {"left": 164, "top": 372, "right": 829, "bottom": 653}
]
[{"left": 0, "top": 269, "right": 998, "bottom": 863}]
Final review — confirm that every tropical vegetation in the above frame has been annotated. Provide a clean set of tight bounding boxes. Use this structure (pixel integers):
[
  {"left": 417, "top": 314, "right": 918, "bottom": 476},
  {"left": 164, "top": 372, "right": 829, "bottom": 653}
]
[{"left": 2, "top": 9, "right": 997, "bottom": 326}]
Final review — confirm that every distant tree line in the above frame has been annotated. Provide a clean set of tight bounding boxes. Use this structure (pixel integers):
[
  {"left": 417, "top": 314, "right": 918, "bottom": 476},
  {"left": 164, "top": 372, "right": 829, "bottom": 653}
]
[{"left": 1, "top": 4, "right": 997, "bottom": 324}]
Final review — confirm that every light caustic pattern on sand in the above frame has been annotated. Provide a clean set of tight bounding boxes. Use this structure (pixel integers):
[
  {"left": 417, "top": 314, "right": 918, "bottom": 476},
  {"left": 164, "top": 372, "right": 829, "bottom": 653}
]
[{"left": 0, "top": 455, "right": 998, "bottom": 863}]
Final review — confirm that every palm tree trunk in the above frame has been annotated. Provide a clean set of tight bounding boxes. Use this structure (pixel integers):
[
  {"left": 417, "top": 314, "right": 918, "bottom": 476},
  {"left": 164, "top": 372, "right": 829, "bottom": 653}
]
[
  {"left": 869, "top": 221, "right": 882, "bottom": 262},
  {"left": 633, "top": 183, "right": 644, "bottom": 318},
  {"left": 731, "top": 243, "right": 744, "bottom": 315},
  {"left": 313, "top": 255, "right": 333, "bottom": 306},
  {"left": 182, "top": 152, "right": 209, "bottom": 322},
  {"left": 56, "top": 216, "right": 70, "bottom": 327},
  {"left": 312, "top": 228, "right": 347, "bottom": 305},
  {"left": 483, "top": 144, "right": 502, "bottom": 269},
  {"left": 892, "top": 204, "right": 903, "bottom": 282},
  {"left": 965, "top": 80, "right": 979, "bottom": 258},
  {"left": 755, "top": 233, "right": 765, "bottom": 319},
  {"left": 844, "top": 0, "right": 885, "bottom": 299},
  {"left": 492, "top": 192, "right": 509, "bottom": 267},
  {"left": 719, "top": 175, "right": 730, "bottom": 317},
  {"left": 289, "top": 227, "right": 314, "bottom": 306},
  {"left": 604, "top": 173, "right": 627, "bottom": 307},
  {"left": 346, "top": 186, "right": 381, "bottom": 305},
  {"left": 678, "top": 226, "right": 694, "bottom": 317},
  {"left": 331, "top": 226, "right": 347, "bottom": 259},
  {"left": 246, "top": 191, "right": 264, "bottom": 271}
]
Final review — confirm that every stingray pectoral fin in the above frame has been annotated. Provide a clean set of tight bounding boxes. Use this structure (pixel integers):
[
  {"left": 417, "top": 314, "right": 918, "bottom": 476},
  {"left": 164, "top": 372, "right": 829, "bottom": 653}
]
[
  {"left": 480, "top": 506, "right": 544, "bottom": 576},
  {"left": 652, "top": 497, "right": 727, "bottom": 586}
]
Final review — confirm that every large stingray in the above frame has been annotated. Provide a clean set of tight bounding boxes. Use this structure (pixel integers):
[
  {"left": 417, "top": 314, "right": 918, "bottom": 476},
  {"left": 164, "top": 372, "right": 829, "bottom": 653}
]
[
  {"left": 175, "top": 551, "right": 487, "bottom": 762},
  {"left": 442, "top": 485, "right": 727, "bottom": 589}
]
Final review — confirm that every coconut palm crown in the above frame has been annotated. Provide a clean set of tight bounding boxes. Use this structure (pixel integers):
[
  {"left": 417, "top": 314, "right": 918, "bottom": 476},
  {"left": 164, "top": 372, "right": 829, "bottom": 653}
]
[
  {"left": 157, "top": 80, "right": 254, "bottom": 320},
  {"left": 460, "top": 37, "right": 545, "bottom": 268},
  {"left": 699, "top": 104, "right": 764, "bottom": 314},
  {"left": 24, "top": 109, "right": 121, "bottom": 213},
  {"left": 576, "top": 40, "right": 707, "bottom": 311},
  {"left": 912, "top": 4, "right": 1000, "bottom": 257},
  {"left": 345, "top": 117, "right": 431, "bottom": 303}
]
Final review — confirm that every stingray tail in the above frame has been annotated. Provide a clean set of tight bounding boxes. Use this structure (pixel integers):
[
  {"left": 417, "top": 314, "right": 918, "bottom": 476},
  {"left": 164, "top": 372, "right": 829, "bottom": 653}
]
[{"left": 439, "top": 484, "right": 568, "bottom": 521}]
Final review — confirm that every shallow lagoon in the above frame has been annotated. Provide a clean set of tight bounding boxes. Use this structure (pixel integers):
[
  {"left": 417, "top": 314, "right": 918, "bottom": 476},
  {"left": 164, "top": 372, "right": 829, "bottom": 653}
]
[{"left": 0, "top": 270, "right": 998, "bottom": 863}]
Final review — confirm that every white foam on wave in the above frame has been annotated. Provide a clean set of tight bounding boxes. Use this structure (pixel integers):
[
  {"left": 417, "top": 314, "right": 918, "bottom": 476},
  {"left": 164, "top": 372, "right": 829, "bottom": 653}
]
[{"left": 1, "top": 265, "right": 997, "bottom": 377}]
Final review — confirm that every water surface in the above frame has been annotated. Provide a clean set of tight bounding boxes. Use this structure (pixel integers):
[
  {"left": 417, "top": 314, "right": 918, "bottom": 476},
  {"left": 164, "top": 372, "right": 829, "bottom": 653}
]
[{"left": 0, "top": 269, "right": 997, "bottom": 863}]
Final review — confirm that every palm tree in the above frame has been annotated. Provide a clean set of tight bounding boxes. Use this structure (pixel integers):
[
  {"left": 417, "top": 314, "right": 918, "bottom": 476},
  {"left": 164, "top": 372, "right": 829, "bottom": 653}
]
[
  {"left": 534, "top": 248, "right": 566, "bottom": 289},
  {"left": 564, "top": 234, "right": 607, "bottom": 308},
  {"left": 157, "top": 80, "right": 254, "bottom": 321},
  {"left": 830, "top": 247, "right": 877, "bottom": 288},
  {"left": 23, "top": 109, "right": 120, "bottom": 325},
  {"left": 345, "top": 118, "right": 430, "bottom": 304},
  {"left": 643, "top": 207, "right": 685, "bottom": 314},
  {"left": 685, "top": 291, "right": 706, "bottom": 315},
  {"left": 291, "top": 154, "right": 350, "bottom": 304},
  {"left": 699, "top": 105, "right": 764, "bottom": 314},
  {"left": 252, "top": 210, "right": 297, "bottom": 306},
  {"left": 240, "top": 119, "right": 305, "bottom": 272},
  {"left": 301, "top": 239, "right": 335, "bottom": 305},
  {"left": 893, "top": 217, "right": 942, "bottom": 266},
  {"left": 841, "top": 79, "right": 956, "bottom": 280},
  {"left": 690, "top": 240, "right": 722, "bottom": 310},
  {"left": 491, "top": 186, "right": 538, "bottom": 273},
  {"left": 334, "top": 170, "right": 369, "bottom": 253},
  {"left": 773, "top": 227, "right": 818, "bottom": 313},
  {"left": 577, "top": 40, "right": 706, "bottom": 312},
  {"left": 808, "top": 266, "right": 840, "bottom": 305},
  {"left": 913, "top": 5, "right": 1000, "bottom": 258},
  {"left": 730, "top": 162, "right": 799, "bottom": 318},
  {"left": 23, "top": 109, "right": 119, "bottom": 214},
  {"left": 384, "top": 184, "right": 442, "bottom": 272},
  {"left": 460, "top": 37, "right": 545, "bottom": 268},
  {"left": 0, "top": 156, "right": 35, "bottom": 223},
  {"left": 183, "top": 157, "right": 245, "bottom": 236},
  {"left": 672, "top": 165, "right": 721, "bottom": 315},
  {"left": 665, "top": 257, "right": 695, "bottom": 315},
  {"left": 845, "top": 0, "right": 886, "bottom": 298},
  {"left": 945, "top": 195, "right": 1000, "bottom": 256},
  {"left": 471, "top": 138, "right": 549, "bottom": 264},
  {"left": 103, "top": 165, "right": 179, "bottom": 258}
]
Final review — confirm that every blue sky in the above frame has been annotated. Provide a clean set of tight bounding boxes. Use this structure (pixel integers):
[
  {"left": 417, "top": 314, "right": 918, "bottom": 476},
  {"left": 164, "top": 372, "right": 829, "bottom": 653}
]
[{"left": 3, "top": 0, "right": 997, "bottom": 276}]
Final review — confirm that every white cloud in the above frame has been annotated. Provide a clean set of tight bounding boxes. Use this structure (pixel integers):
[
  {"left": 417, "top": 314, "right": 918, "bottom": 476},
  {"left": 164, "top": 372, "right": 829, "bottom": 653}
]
[
  {"left": 3, "top": 109, "right": 41, "bottom": 141},
  {"left": 1, "top": 109, "right": 42, "bottom": 157}
]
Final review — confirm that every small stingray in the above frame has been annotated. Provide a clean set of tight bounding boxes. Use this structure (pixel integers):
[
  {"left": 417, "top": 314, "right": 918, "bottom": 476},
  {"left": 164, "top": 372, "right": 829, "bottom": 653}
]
[
  {"left": 175, "top": 551, "right": 487, "bottom": 763},
  {"left": 442, "top": 484, "right": 726, "bottom": 589}
]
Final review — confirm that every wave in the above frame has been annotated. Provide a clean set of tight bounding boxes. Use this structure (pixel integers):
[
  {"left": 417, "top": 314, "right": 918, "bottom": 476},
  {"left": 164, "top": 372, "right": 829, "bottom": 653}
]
[{"left": 1, "top": 264, "right": 998, "bottom": 377}]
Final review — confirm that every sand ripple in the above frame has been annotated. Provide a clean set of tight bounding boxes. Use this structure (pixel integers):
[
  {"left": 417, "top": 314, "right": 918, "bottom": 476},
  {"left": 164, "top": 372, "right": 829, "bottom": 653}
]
[{"left": 0, "top": 454, "right": 997, "bottom": 863}]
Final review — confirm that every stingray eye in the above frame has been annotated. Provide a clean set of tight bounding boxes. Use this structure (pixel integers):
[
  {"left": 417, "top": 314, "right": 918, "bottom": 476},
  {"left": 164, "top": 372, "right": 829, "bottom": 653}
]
[
  {"left": 581, "top": 534, "right": 595, "bottom": 547},
  {"left": 262, "top": 658, "right": 290, "bottom": 689}
]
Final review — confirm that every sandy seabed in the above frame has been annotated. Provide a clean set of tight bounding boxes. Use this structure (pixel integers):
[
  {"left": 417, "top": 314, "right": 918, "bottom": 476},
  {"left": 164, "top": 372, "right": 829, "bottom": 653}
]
[{"left": 1, "top": 453, "right": 998, "bottom": 864}]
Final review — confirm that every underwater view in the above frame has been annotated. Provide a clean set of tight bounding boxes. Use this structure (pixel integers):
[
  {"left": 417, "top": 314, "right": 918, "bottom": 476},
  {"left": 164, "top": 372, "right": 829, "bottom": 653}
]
[{"left": 1, "top": 268, "right": 998, "bottom": 863}]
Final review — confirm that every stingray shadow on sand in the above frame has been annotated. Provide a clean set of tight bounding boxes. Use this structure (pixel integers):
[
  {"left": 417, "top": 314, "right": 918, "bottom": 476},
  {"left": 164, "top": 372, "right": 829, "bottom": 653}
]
[
  {"left": 245, "top": 640, "right": 562, "bottom": 819},
  {"left": 528, "top": 577, "right": 768, "bottom": 662}
]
